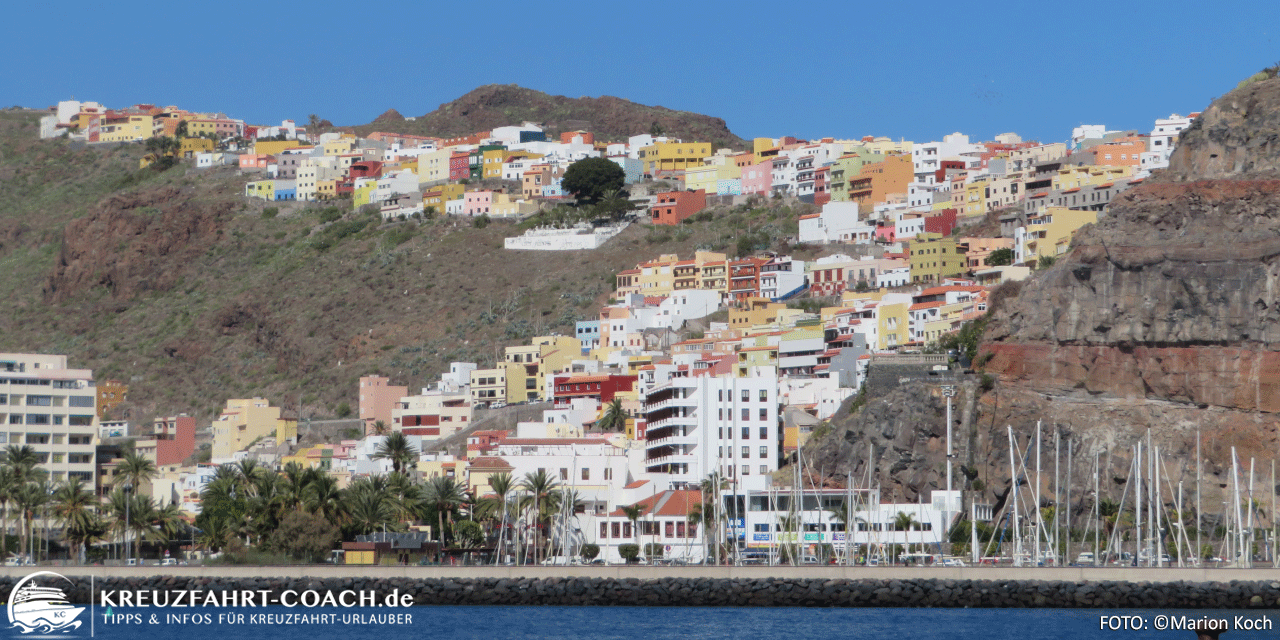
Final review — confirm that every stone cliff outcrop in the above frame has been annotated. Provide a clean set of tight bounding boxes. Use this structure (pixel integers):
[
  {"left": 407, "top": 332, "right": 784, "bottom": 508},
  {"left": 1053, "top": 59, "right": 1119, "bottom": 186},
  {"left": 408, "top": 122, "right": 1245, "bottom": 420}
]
[
  {"left": 983, "top": 76, "right": 1280, "bottom": 414},
  {"left": 803, "top": 73, "right": 1280, "bottom": 517}
]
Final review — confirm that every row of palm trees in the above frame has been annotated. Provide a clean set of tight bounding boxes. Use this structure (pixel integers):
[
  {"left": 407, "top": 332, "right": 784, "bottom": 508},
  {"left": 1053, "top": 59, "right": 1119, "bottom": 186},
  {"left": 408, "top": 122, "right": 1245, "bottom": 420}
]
[{"left": 0, "top": 444, "right": 185, "bottom": 564}]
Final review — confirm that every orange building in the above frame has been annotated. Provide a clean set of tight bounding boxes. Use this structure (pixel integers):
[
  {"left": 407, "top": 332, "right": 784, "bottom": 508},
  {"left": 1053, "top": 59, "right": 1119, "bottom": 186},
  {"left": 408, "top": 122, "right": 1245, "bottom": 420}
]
[
  {"left": 1091, "top": 136, "right": 1146, "bottom": 167},
  {"left": 846, "top": 154, "right": 913, "bottom": 207},
  {"left": 560, "top": 130, "right": 594, "bottom": 145},
  {"left": 650, "top": 189, "right": 707, "bottom": 225},
  {"left": 96, "top": 380, "right": 129, "bottom": 419}
]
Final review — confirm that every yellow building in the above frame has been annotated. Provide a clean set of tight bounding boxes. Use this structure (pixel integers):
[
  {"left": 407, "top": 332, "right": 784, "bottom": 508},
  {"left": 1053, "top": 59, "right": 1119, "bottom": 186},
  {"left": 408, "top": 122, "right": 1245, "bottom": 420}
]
[
  {"left": 491, "top": 194, "right": 539, "bottom": 218},
  {"left": 504, "top": 336, "right": 582, "bottom": 401},
  {"left": 423, "top": 184, "right": 464, "bottom": 211},
  {"left": 254, "top": 140, "right": 311, "bottom": 156},
  {"left": 244, "top": 180, "right": 274, "bottom": 200},
  {"left": 958, "top": 178, "right": 988, "bottom": 219},
  {"left": 99, "top": 114, "right": 156, "bottom": 142},
  {"left": 322, "top": 139, "right": 356, "bottom": 156},
  {"left": 211, "top": 398, "right": 296, "bottom": 461},
  {"left": 470, "top": 362, "right": 525, "bottom": 406},
  {"left": 1022, "top": 207, "right": 1098, "bottom": 266},
  {"left": 909, "top": 232, "right": 966, "bottom": 284},
  {"left": 639, "top": 141, "right": 713, "bottom": 175},
  {"left": 180, "top": 137, "right": 214, "bottom": 157},
  {"left": 683, "top": 164, "right": 740, "bottom": 194},
  {"left": 729, "top": 298, "right": 785, "bottom": 330},
  {"left": 752, "top": 138, "right": 777, "bottom": 163},
  {"left": 280, "top": 444, "right": 341, "bottom": 470},
  {"left": 352, "top": 179, "right": 377, "bottom": 207},
  {"left": 1051, "top": 165, "right": 1132, "bottom": 191},
  {"left": 876, "top": 301, "right": 910, "bottom": 349},
  {"left": 481, "top": 148, "right": 509, "bottom": 179}
]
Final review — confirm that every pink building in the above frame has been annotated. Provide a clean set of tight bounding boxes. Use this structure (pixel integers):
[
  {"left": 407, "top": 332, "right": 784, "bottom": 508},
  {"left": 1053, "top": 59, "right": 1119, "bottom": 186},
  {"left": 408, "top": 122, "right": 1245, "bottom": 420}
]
[
  {"left": 238, "top": 154, "right": 274, "bottom": 170},
  {"left": 740, "top": 161, "right": 773, "bottom": 195},
  {"left": 359, "top": 375, "right": 408, "bottom": 434},
  {"left": 135, "top": 415, "right": 196, "bottom": 466},
  {"left": 463, "top": 190, "right": 494, "bottom": 217}
]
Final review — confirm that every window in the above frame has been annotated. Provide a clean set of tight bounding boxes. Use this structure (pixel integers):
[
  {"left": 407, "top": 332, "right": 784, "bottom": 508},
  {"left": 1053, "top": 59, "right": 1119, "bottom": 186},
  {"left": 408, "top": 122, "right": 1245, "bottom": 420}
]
[
  {"left": 741, "top": 389, "right": 749, "bottom": 402},
  {"left": 718, "top": 446, "right": 722, "bottom": 458},
  {"left": 741, "top": 426, "right": 749, "bottom": 440},
  {"left": 759, "top": 408, "right": 767, "bottom": 421},
  {"left": 741, "top": 465, "right": 749, "bottom": 475},
  {"left": 760, "top": 426, "right": 768, "bottom": 439},
  {"left": 741, "top": 408, "right": 749, "bottom": 421},
  {"left": 718, "top": 408, "right": 723, "bottom": 420},
  {"left": 741, "top": 446, "right": 749, "bottom": 458},
  {"left": 26, "top": 395, "right": 51, "bottom": 407},
  {"left": 759, "top": 446, "right": 768, "bottom": 458},
  {"left": 718, "top": 389, "right": 723, "bottom": 402},
  {"left": 760, "top": 465, "right": 768, "bottom": 474},
  {"left": 581, "top": 468, "right": 590, "bottom": 481},
  {"left": 604, "top": 468, "right": 612, "bottom": 481}
]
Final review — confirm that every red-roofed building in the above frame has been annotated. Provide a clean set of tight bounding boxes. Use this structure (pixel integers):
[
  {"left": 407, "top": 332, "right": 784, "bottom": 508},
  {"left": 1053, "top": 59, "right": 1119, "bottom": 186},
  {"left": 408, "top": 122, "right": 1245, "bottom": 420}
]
[{"left": 551, "top": 373, "right": 637, "bottom": 408}]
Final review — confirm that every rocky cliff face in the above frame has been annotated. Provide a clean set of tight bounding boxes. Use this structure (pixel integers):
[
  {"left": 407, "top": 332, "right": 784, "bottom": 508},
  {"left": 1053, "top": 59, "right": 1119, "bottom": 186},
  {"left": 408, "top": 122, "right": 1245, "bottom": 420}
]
[
  {"left": 983, "top": 76, "right": 1280, "bottom": 414},
  {"left": 803, "top": 74, "right": 1280, "bottom": 517}
]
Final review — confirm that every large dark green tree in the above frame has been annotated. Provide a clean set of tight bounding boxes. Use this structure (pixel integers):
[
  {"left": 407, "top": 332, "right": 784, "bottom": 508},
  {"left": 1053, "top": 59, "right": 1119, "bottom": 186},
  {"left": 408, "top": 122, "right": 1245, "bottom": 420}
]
[
  {"left": 986, "top": 248, "right": 1014, "bottom": 266},
  {"left": 561, "top": 157, "right": 625, "bottom": 205}
]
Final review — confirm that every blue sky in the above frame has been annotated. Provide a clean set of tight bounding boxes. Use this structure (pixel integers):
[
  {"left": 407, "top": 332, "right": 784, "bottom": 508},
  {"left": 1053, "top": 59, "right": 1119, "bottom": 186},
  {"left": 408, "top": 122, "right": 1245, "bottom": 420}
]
[{"left": 7, "top": 0, "right": 1278, "bottom": 144}]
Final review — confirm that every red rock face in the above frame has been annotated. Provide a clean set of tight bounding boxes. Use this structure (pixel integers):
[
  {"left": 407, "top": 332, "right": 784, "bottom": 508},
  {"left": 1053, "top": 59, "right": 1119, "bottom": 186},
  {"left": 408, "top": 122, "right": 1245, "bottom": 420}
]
[
  {"left": 982, "top": 343, "right": 1280, "bottom": 412},
  {"left": 983, "top": 76, "right": 1280, "bottom": 415}
]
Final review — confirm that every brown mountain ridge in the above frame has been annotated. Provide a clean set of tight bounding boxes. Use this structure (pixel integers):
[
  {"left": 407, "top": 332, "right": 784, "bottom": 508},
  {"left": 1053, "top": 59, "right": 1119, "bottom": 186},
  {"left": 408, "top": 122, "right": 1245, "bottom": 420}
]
[{"left": 345, "top": 84, "right": 747, "bottom": 149}]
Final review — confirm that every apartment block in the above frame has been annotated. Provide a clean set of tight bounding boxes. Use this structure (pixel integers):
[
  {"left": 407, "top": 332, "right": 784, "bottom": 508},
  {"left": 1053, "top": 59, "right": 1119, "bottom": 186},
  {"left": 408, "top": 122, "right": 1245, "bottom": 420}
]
[
  {"left": 211, "top": 398, "right": 296, "bottom": 462},
  {"left": 0, "top": 354, "right": 98, "bottom": 486}
]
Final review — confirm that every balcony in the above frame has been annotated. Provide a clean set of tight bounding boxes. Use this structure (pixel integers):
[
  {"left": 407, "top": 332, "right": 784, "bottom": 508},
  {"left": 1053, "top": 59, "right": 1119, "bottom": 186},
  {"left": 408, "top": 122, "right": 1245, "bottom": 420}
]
[
  {"left": 644, "top": 395, "right": 696, "bottom": 413},
  {"left": 644, "top": 414, "right": 698, "bottom": 431}
]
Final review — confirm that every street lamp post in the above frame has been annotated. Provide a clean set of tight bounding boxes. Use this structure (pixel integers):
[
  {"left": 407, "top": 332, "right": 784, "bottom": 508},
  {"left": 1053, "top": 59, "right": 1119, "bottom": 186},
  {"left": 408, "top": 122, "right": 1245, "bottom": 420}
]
[
  {"left": 123, "top": 482, "right": 133, "bottom": 565},
  {"left": 941, "top": 385, "right": 957, "bottom": 552}
]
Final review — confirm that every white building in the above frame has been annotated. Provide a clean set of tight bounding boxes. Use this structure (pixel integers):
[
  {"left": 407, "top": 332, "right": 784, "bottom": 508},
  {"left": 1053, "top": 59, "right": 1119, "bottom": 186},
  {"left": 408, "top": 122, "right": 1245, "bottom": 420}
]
[
  {"left": 799, "top": 202, "right": 873, "bottom": 244},
  {"left": 760, "top": 256, "right": 807, "bottom": 300},
  {"left": 0, "top": 354, "right": 98, "bottom": 486},
  {"left": 877, "top": 267, "right": 911, "bottom": 289},
  {"left": 1139, "top": 113, "right": 1196, "bottom": 175},
  {"left": 504, "top": 223, "right": 629, "bottom": 251},
  {"left": 641, "top": 366, "right": 780, "bottom": 492}
]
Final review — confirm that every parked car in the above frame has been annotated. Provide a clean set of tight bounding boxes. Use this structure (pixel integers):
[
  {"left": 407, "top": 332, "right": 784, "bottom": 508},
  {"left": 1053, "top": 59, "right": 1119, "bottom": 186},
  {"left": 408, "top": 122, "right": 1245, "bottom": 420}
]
[
  {"left": 160, "top": 558, "right": 178, "bottom": 567},
  {"left": 490, "top": 402, "right": 507, "bottom": 409}
]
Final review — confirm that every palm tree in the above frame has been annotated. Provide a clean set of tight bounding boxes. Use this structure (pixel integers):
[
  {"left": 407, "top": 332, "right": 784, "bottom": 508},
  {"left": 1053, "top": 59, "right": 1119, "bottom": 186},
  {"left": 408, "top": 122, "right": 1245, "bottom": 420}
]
[
  {"left": 894, "top": 512, "right": 920, "bottom": 563},
  {"left": 118, "top": 451, "right": 157, "bottom": 488},
  {"left": 621, "top": 504, "right": 645, "bottom": 563},
  {"left": 0, "top": 466, "right": 15, "bottom": 558},
  {"left": 595, "top": 398, "right": 627, "bottom": 433},
  {"left": 371, "top": 420, "right": 390, "bottom": 436},
  {"left": 519, "top": 470, "right": 561, "bottom": 564},
  {"left": 485, "top": 473, "right": 514, "bottom": 561},
  {"left": 233, "top": 460, "right": 263, "bottom": 498},
  {"left": 374, "top": 432, "right": 418, "bottom": 475},
  {"left": 422, "top": 476, "right": 465, "bottom": 556},
  {"left": 698, "top": 472, "right": 728, "bottom": 564},
  {"left": 305, "top": 474, "right": 344, "bottom": 522},
  {"left": 343, "top": 479, "right": 396, "bottom": 536},
  {"left": 15, "top": 479, "right": 50, "bottom": 562},
  {"left": 53, "top": 479, "right": 97, "bottom": 563}
]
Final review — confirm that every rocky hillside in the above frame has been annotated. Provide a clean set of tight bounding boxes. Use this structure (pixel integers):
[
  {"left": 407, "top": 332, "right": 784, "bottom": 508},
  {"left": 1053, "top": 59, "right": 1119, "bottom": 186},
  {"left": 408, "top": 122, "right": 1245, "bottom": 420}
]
[
  {"left": 347, "top": 84, "right": 748, "bottom": 149},
  {"left": 801, "top": 72, "right": 1280, "bottom": 525},
  {"left": 0, "top": 110, "right": 802, "bottom": 430}
]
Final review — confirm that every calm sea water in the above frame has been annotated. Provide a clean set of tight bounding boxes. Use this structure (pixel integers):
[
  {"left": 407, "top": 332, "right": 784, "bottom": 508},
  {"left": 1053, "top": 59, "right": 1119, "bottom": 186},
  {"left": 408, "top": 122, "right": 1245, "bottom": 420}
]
[{"left": 86, "top": 606, "right": 1273, "bottom": 639}]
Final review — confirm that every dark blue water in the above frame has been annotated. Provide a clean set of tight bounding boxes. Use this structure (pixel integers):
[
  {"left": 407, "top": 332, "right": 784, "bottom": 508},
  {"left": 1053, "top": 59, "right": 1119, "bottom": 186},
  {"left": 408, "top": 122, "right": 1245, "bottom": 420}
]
[{"left": 86, "top": 606, "right": 1275, "bottom": 639}]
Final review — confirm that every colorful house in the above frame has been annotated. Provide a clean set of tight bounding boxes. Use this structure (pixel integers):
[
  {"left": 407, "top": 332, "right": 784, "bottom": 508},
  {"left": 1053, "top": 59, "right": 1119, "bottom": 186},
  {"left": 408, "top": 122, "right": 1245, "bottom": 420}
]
[{"left": 650, "top": 190, "right": 707, "bottom": 225}]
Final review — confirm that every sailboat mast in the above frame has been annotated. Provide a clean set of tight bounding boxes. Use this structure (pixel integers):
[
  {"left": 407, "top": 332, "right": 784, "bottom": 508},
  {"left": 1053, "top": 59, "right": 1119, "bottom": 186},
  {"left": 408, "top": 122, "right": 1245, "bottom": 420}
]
[
  {"left": 1093, "top": 450, "right": 1100, "bottom": 565},
  {"left": 1134, "top": 442, "right": 1142, "bottom": 566},
  {"left": 1008, "top": 426, "right": 1020, "bottom": 566},
  {"left": 1054, "top": 427, "right": 1060, "bottom": 565},
  {"left": 1034, "top": 420, "right": 1041, "bottom": 565},
  {"left": 1196, "top": 431, "right": 1201, "bottom": 567},
  {"left": 1232, "top": 447, "right": 1245, "bottom": 567}
]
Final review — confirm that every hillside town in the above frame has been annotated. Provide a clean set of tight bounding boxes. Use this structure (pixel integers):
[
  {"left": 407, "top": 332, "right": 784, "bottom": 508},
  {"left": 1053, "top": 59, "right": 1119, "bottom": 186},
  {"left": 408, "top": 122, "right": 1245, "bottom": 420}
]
[{"left": 14, "top": 98, "right": 1202, "bottom": 567}]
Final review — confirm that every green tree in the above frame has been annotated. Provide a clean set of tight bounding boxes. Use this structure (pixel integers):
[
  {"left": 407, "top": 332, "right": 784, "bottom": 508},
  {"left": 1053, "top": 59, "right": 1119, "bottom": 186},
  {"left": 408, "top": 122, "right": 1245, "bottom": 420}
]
[
  {"left": 268, "top": 510, "right": 340, "bottom": 562},
  {"left": 618, "top": 543, "right": 640, "bottom": 564},
  {"left": 1037, "top": 255, "right": 1056, "bottom": 270},
  {"left": 986, "top": 248, "right": 1014, "bottom": 266},
  {"left": 452, "top": 519, "right": 484, "bottom": 548},
  {"left": 335, "top": 402, "right": 352, "bottom": 418},
  {"left": 374, "top": 432, "right": 419, "bottom": 475},
  {"left": 561, "top": 157, "right": 625, "bottom": 205},
  {"left": 580, "top": 543, "right": 600, "bottom": 561},
  {"left": 174, "top": 121, "right": 189, "bottom": 138}
]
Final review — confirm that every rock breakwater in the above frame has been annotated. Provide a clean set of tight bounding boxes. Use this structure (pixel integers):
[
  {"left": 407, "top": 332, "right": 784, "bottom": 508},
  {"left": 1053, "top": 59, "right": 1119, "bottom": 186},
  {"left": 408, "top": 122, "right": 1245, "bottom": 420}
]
[{"left": 17, "top": 575, "right": 1280, "bottom": 609}]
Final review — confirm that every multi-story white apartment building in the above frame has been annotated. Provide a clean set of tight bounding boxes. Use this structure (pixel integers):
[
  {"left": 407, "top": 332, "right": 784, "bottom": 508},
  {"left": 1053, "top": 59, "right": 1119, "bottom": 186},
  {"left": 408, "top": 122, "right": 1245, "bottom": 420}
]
[
  {"left": 641, "top": 367, "right": 779, "bottom": 492},
  {"left": 0, "top": 354, "right": 98, "bottom": 486}
]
